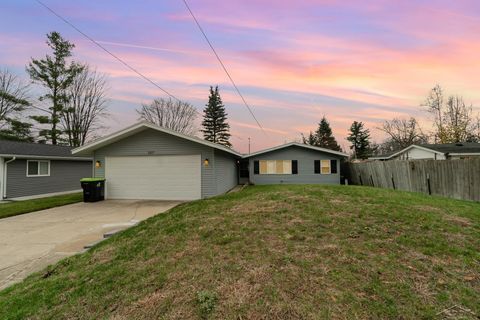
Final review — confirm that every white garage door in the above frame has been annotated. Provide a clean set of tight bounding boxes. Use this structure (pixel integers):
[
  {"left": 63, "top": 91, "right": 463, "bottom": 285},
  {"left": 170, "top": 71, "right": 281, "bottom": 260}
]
[{"left": 105, "top": 155, "right": 201, "bottom": 200}]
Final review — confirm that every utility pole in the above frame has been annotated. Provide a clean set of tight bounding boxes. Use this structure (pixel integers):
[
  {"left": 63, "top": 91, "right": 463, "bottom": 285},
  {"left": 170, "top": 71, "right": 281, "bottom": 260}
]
[{"left": 248, "top": 137, "right": 251, "bottom": 154}]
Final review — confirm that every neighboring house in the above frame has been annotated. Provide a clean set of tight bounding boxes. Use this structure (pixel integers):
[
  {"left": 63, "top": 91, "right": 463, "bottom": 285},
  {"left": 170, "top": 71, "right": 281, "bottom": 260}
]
[
  {"left": 72, "top": 122, "right": 348, "bottom": 201},
  {"left": 242, "top": 142, "right": 347, "bottom": 185},
  {"left": 370, "top": 143, "right": 480, "bottom": 161},
  {"left": 0, "top": 140, "right": 92, "bottom": 200}
]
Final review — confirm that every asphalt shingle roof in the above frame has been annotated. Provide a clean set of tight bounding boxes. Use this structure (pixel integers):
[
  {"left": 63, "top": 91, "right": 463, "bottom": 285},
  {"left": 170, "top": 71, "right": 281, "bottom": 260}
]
[
  {"left": 418, "top": 143, "right": 480, "bottom": 154},
  {"left": 0, "top": 140, "right": 81, "bottom": 157}
]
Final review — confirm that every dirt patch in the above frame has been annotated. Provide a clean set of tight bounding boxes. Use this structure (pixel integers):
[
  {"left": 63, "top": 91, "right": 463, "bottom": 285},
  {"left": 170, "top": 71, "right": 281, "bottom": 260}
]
[{"left": 443, "top": 215, "right": 472, "bottom": 227}]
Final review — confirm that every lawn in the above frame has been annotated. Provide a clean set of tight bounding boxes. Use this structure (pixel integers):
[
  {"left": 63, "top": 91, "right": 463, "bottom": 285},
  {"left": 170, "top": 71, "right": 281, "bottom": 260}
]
[
  {"left": 0, "top": 185, "right": 478, "bottom": 319},
  {"left": 0, "top": 193, "right": 83, "bottom": 219}
]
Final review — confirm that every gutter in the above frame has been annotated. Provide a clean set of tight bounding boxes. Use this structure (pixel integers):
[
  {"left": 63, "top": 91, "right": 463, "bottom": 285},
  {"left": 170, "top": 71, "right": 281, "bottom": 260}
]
[
  {"left": 2, "top": 157, "right": 16, "bottom": 200},
  {"left": 0, "top": 154, "right": 92, "bottom": 161}
]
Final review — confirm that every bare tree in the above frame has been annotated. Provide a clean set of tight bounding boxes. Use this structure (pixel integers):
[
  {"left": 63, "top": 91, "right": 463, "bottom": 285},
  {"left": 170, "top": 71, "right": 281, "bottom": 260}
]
[
  {"left": 423, "top": 85, "right": 477, "bottom": 143},
  {"left": 378, "top": 117, "right": 428, "bottom": 150},
  {"left": 137, "top": 98, "right": 198, "bottom": 135},
  {"left": 61, "top": 66, "right": 108, "bottom": 147},
  {"left": 0, "top": 69, "right": 30, "bottom": 124}
]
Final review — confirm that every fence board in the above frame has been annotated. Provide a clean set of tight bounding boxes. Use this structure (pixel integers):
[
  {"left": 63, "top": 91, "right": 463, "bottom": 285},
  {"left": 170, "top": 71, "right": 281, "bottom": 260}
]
[{"left": 346, "top": 159, "right": 480, "bottom": 202}]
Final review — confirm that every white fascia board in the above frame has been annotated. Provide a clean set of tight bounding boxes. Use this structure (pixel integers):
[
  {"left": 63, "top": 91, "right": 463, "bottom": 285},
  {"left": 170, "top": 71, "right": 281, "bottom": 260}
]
[
  {"left": 72, "top": 121, "right": 242, "bottom": 157},
  {"left": 0, "top": 154, "right": 92, "bottom": 161},
  {"left": 243, "top": 142, "right": 348, "bottom": 158}
]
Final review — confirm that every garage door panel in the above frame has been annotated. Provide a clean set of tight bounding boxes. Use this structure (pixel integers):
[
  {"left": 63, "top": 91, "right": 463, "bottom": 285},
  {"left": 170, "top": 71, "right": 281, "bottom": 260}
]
[{"left": 105, "top": 155, "right": 201, "bottom": 200}]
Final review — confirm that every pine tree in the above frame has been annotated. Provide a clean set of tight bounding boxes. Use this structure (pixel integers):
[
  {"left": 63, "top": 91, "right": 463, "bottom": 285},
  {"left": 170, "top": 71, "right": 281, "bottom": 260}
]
[
  {"left": 302, "top": 131, "right": 317, "bottom": 145},
  {"left": 201, "top": 86, "right": 231, "bottom": 147},
  {"left": 347, "top": 121, "right": 372, "bottom": 159},
  {"left": 309, "top": 116, "right": 342, "bottom": 151},
  {"left": 26, "top": 31, "right": 84, "bottom": 144}
]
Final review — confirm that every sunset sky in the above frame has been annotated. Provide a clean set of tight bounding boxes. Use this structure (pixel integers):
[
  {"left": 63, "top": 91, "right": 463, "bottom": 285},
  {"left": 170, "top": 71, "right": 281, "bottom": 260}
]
[{"left": 1, "top": 0, "right": 480, "bottom": 152}]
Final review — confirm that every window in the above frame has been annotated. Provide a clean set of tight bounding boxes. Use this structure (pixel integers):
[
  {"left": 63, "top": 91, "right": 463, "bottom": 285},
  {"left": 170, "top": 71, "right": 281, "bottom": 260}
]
[
  {"left": 321, "top": 160, "right": 331, "bottom": 174},
  {"left": 256, "top": 160, "right": 295, "bottom": 174},
  {"left": 26, "top": 160, "right": 50, "bottom": 177},
  {"left": 314, "top": 159, "right": 338, "bottom": 175}
]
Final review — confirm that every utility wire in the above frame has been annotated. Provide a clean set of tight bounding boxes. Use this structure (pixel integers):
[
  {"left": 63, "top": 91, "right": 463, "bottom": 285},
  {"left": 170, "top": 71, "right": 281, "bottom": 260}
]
[
  {"left": 34, "top": 0, "right": 181, "bottom": 102},
  {"left": 181, "top": 0, "right": 266, "bottom": 135}
]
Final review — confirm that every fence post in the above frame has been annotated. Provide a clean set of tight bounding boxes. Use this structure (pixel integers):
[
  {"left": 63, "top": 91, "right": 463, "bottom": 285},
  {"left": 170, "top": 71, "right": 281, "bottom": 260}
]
[
  {"left": 426, "top": 173, "right": 431, "bottom": 195},
  {"left": 359, "top": 175, "right": 363, "bottom": 186}
]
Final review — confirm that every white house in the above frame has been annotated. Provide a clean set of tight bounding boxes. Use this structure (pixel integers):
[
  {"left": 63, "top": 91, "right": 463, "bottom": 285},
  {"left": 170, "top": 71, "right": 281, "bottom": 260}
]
[{"left": 370, "top": 143, "right": 480, "bottom": 161}]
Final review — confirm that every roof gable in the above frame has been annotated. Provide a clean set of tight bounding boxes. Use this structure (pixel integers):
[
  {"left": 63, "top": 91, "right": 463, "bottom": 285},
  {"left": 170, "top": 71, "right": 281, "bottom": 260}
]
[
  {"left": 72, "top": 121, "right": 242, "bottom": 157},
  {"left": 243, "top": 142, "right": 348, "bottom": 158}
]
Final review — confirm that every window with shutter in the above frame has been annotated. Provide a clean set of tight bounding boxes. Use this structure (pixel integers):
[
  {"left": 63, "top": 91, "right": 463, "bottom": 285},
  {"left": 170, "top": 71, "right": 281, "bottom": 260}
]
[
  {"left": 314, "top": 160, "right": 320, "bottom": 174},
  {"left": 292, "top": 160, "right": 298, "bottom": 174},
  {"left": 330, "top": 159, "right": 338, "bottom": 174},
  {"left": 321, "top": 160, "right": 331, "bottom": 174},
  {"left": 254, "top": 161, "right": 259, "bottom": 174}
]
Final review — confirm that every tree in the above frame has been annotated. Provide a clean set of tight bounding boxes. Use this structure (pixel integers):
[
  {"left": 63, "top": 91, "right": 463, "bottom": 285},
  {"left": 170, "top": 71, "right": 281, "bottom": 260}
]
[
  {"left": 137, "top": 97, "right": 197, "bottom": 135},
  {"left": 62, "top": 66, "right": 108, "bottom": 147},
  {"left": 0, "top": 69, "right": 33, "bottom": 142},
  {"left": 347, "top": 121, "right": 373, "bottom": 159},
  {"left": 379, "top": 117, "right": 427, "bottom": 150},
  {"left": 0, "top": 119, "right": 34, "bottom": 142},
  {"left": 0, "top": 69, "right": 30, "bottom": 122},
  {"left": 201, "top": 86, "right": 231, "bottom": 147},
  {"left": 301, "top": 131, "right": 317, "bottom": 145},
  {"left": 423, "top": 85, "right": 477, "bottom": 143},
  {"left": 26, "top": 31, "right": 84, "bottom": 144},
  {"left": 304, "top": 116, "right": 342, "bottom": 151}
]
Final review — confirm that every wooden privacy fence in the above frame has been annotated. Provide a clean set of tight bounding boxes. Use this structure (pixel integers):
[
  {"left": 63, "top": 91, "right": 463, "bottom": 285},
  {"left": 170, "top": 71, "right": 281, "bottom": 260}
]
[{"left": 345, "top": 159, "right": 480, "bottom": 202}]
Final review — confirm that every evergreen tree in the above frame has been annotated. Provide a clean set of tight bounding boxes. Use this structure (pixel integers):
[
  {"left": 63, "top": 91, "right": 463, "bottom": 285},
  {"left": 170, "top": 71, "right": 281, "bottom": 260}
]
[
  {"left": 347, "top": 121, "right": 372, "bottom": 159},
  {"left": 302, "top": 131, "right": 317, "bottom": 145},
  {"left": 26, "top": 31, "right": 84, "bottom": 144},
  {"left": 306, "top": 116, "right": 342, "bottom": 151},
  {"left": 0, "top": 118, "right": 34, "bottom": 142},
  {"left": 201, "top": 86, "right": 231, "bottom": 147}
]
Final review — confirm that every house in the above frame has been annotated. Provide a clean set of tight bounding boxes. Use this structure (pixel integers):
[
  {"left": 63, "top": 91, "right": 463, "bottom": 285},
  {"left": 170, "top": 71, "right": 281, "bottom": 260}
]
[
  {"left": 72, "top": 122, "right": 348, "bottom": 201},
  {"left": 370, "top": 143, "right": 480, "bottom": 161},
  {"left": 0, "top": 140, "right": 92, "bottom": 200},
  {"left": 241, "top": 142, "right": 347, "bottom": 185},
  {"left": 72, "top": 122, "right": 242, "bottom": 201}
]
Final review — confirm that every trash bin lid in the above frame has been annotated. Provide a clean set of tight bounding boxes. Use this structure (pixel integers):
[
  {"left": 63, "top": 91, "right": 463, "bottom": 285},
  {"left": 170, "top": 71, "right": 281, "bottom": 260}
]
[{"left": 80, "top": 178, "right": 106, "bottom": 182}]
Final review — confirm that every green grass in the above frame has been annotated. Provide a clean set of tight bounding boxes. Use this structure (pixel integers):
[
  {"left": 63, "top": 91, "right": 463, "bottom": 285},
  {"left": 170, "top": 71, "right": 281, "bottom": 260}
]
[
  {"left": 0, "top": 193, "right": 83, "bottom": 219},
  {"left": 0, "top": 185, "right": 479, "bottom": 319}
]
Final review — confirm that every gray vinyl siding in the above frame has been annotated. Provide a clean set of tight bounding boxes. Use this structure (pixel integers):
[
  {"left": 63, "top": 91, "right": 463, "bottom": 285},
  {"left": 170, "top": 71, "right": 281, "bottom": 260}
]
[
  {"left": 93, "top": 129, "right": 235, "bottom": 198},
  {"left": 247, "top": 146, "right": 342, "bottom": 185},
  {"left": 215, "top": 149, "right": 238, "bottom": 194},
  {"left": 5, "top": 159, "right": 91, "bottom": 198}
]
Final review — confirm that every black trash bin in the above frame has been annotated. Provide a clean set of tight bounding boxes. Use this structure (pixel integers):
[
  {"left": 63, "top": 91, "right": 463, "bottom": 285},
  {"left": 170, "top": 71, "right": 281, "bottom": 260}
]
[{"left": 80, "top": 178, "right": 105, "bottom": 202}]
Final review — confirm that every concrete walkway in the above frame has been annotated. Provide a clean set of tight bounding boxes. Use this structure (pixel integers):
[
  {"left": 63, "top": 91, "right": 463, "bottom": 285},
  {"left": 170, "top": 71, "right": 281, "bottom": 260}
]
[{"left": 0, "top": 200, "right": 180, "bottom": 290}]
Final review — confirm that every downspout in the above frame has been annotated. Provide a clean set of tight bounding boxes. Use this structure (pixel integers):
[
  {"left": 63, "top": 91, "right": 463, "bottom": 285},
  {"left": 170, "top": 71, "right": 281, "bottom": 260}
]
[{"left": 3, "top": 157, "right": 16, "bottom": 199}]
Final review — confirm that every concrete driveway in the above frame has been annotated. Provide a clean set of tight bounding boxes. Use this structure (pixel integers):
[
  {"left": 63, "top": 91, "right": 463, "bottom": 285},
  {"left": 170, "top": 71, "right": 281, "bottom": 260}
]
[{"left": 0, "top": 200, "right": 180, "bottom": 290}]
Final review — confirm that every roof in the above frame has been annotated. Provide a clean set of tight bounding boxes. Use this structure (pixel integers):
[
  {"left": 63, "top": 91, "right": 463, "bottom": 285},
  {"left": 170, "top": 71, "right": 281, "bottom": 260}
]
[
  {"left": 0, "top": 140, "right": 91, "bottom": 160},
  {"left": 418, "top": 142, "right": 480, "bottom": 154},
  {"left": 370, "top": 142, "right": 480, "bottom": 160},
  {"left": 72, "top": 121, "right": 243, "bottom": 157},
  {"left": 242, "top": 142, "right": 348, "bottom": 158}
]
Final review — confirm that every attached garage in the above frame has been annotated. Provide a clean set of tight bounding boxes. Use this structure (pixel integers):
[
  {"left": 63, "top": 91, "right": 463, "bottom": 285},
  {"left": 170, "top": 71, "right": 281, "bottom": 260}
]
[
  {"left": 105, "top": 155, "right": 201, "bottom": 200},
  {"left": 72, "top": 122, "right": 241, "bottom": 200}
]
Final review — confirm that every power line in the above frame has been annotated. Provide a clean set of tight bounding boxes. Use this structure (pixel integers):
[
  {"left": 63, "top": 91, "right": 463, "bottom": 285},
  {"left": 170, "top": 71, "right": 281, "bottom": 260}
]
[
  {"left": 34, "top": 0, "right": 181, "bottom": 102},
  {"left": 181, "top": 0, "right": 266, "bottom": 135}
]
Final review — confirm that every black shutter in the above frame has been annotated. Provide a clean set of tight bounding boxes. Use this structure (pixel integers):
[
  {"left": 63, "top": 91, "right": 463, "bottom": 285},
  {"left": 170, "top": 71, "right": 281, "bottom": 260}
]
[
  {"left": 314, "top": 160, "right": 320, "bottom": 174},
  {"left": 254, "top": 160, "right": 259, "bottom": 174},
  {"left": 292, "top": 160, "right": 298, "bottom": 174},
  {"left": 331, "top": 159, "right": 338, "bottom": 174}
]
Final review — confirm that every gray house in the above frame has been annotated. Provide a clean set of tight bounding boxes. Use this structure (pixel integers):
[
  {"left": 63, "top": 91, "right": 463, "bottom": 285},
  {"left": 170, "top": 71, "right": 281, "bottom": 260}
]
[
  {"left": 72, "top": 122, "right": 348, "bottom": 201},
  {"left": 0, "top": 140, "right": 92, "bottom": 200},
  {"left": 242, "top": 142, "right": 347, "bottom": 185},
  {"left": 72, "top": 122, "right": 241, "bottom": 200}
]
